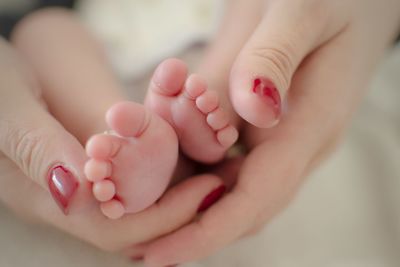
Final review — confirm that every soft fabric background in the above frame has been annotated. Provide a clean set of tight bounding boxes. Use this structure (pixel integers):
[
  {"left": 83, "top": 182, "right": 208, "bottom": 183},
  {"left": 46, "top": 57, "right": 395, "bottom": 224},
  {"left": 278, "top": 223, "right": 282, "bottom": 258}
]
[
  {"left": 77, "top": 0, "right": 224, "bottom": 80},
  {"left": 0, "top": 1, "right": 399, "bottom": 266}
]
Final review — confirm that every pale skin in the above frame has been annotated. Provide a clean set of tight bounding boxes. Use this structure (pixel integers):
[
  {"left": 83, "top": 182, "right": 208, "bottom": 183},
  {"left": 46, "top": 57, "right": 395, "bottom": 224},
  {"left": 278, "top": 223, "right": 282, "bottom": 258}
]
[
  {"left": 0, "top": 13, "right": 230, "bottom": 258},
  {"left": 142, "top": 1, "right": 400, "bottom": 265},
  {"left": 12, "top": 9, "right": 238, "bottom": 219},
  {"left": 85, "top": 62, "right": 238, "bottom": 218},
  {"left": 0, "top": 1, "right": 399, "bottom": 267}
]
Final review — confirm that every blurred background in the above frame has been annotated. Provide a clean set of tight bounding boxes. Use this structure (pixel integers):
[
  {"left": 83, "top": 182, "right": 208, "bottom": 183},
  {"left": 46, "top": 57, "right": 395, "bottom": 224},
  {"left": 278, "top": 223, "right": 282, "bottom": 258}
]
[{"left": 0, "top": 1, "right": 399, "bottom": 266}]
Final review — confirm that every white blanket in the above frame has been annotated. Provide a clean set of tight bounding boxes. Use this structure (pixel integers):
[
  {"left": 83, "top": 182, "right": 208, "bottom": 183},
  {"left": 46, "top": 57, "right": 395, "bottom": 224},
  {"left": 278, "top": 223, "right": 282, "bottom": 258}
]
[{"left": 77, "top": 0, "right": 223, "bottom": 80}]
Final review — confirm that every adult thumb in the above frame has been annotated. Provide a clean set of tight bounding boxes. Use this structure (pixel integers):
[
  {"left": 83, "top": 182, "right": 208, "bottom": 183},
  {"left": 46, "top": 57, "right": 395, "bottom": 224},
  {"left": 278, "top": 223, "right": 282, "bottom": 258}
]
[
  {"left": 0, "top": 63, "right": 86, "bottom": 215},
  {"left": 230, "top": 0, "right": 346, "bottom": 128}
]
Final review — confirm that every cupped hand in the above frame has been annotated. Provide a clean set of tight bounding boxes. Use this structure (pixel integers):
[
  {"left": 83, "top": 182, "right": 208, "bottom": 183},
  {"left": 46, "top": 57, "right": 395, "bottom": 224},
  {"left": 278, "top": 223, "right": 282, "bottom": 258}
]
[
  {"left": 141, "top": 0, "right": 400, "bottom": 265},
  {"left": 0, "top": 36, "right": 224, "bottom": 259}
]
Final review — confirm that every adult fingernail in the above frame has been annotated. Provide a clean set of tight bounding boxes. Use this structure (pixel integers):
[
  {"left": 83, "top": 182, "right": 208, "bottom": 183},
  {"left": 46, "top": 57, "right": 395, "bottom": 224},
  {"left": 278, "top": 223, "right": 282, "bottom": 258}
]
[
  {"left": 197, "top": 185, "right": 226, "bottom": 212},
  {"left": 252, "top": 77, "right": 281, "bottom": 119},
  {"left": 48, "top": 165, "right": 79, "bottom": 215}
]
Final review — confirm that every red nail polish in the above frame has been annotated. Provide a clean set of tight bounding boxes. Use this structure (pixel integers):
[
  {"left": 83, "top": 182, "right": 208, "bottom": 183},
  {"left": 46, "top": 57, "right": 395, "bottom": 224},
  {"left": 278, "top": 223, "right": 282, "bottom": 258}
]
[
  {"left": 48, "top": 165, "right": 79, "bottom": 215},
  {"left": 252, "top": 78, "right": 281, "bottom": 118},
  {"left": 197, "top": 185, "right": 226, "bottom": 212}
]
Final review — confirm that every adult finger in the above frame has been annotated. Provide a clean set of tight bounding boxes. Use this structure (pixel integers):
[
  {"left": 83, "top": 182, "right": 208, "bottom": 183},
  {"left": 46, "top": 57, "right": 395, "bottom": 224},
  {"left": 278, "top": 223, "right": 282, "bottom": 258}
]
[
  {"left": 230, "top": 0, "right": 348, "bottom": 128},
  {"left": 142, "top": 24, "right": 369, "bottom": 266},
  {"left": 0, "top": 38, "right": 87, "bottom": 214}
]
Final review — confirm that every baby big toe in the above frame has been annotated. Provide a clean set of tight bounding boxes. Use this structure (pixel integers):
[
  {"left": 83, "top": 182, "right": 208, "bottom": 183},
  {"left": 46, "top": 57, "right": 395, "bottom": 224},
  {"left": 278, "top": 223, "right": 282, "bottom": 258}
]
[
  {"left": 106, "top": 101, "right": 150, "bottom": 138},
  {"left": 151, "top": 58, "right": 188, "bottom": 96}
]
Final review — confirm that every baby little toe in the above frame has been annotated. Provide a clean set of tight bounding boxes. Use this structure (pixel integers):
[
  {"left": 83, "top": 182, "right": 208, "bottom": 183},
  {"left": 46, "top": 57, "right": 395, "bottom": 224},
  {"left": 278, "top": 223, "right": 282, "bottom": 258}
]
[
  {"left": 217, "top": 126, "right": 239, "bottom": 148},
  {"left": 100, "top": 199, "right": 125, "bottom": 219}
]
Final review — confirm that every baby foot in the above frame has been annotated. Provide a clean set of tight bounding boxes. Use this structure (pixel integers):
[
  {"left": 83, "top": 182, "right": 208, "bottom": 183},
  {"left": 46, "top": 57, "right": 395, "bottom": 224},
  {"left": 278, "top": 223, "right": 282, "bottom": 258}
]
[
  {"left": 84, "top": 101, "right": 178, "bottom": 219},
  {"left": 145, "top": 58, "right": 238, "bottom": 163}
]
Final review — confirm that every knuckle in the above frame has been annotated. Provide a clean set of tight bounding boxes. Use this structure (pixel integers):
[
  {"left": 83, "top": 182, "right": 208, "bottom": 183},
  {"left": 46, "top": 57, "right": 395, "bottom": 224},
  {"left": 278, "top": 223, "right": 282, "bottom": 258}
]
[
  {"left": 14, "top": 127, "right": 45, "bottom": 176},
  {"left": 250, "top": 41, "right": 295, "bottom": 89},
  {"left": 1, "top": 119, "right": 50, "bottom": 179}
]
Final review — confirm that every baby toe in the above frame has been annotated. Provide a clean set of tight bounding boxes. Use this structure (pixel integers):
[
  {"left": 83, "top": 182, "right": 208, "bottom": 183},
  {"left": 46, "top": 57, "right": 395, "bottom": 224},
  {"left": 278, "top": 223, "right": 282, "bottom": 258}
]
[
  {"left": 84, "top": 159, "right": 112, "bottom": 182},
  {"left": 217, "top": 126, "right": 239, "bottom": 148},
  {"left": 196, "top": 90, "right": 219, "bottom": 114},
  {"left": 106, "top": 102, "right": 150, "bottom": 138},
  {"left": 183, "top": 74, "right": 207, "bottom": 100},
  {"left": 151, "top": 58, "right": 188, "bottom": 96},
  {"left": 93, "top": 179, "right": 116, "bottom": 202},
  {"left": 86, "top": 134, "right": 121, "bottom": 159},
  {"left": 100, "top": 199, "right": 125, "bottom": 219},
  {"left": 207, "top": 108, "right": 229, "bottom": 130}
]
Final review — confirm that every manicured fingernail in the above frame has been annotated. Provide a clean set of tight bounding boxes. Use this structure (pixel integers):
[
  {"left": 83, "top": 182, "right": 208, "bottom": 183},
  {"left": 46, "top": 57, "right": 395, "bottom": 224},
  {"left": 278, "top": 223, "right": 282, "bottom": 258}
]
[
  {"left": 252, "top": 77, "right": 281, "bottom": 118},
  {"left": 197, "top": 185, "right": 226, "bottom": 212},
  {"left": 48, "top": 165, "right": 79, "bottom": 215}
]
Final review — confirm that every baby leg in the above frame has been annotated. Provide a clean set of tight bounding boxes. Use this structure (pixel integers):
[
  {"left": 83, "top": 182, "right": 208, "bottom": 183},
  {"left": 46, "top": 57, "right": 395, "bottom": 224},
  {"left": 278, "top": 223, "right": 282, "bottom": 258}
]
[{"left": 12, "top": 8, "right": 125, "bottom": 142}]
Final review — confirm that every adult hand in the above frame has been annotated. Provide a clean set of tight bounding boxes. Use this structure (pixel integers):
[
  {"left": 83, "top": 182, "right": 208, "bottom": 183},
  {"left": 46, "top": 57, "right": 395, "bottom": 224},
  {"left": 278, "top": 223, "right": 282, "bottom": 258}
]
[
  {"left": 141, "top": 0, "right": 400, "bottom": 265},
  {"left": 0, "top": 36, "right": 224, "bottom": 259}
]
